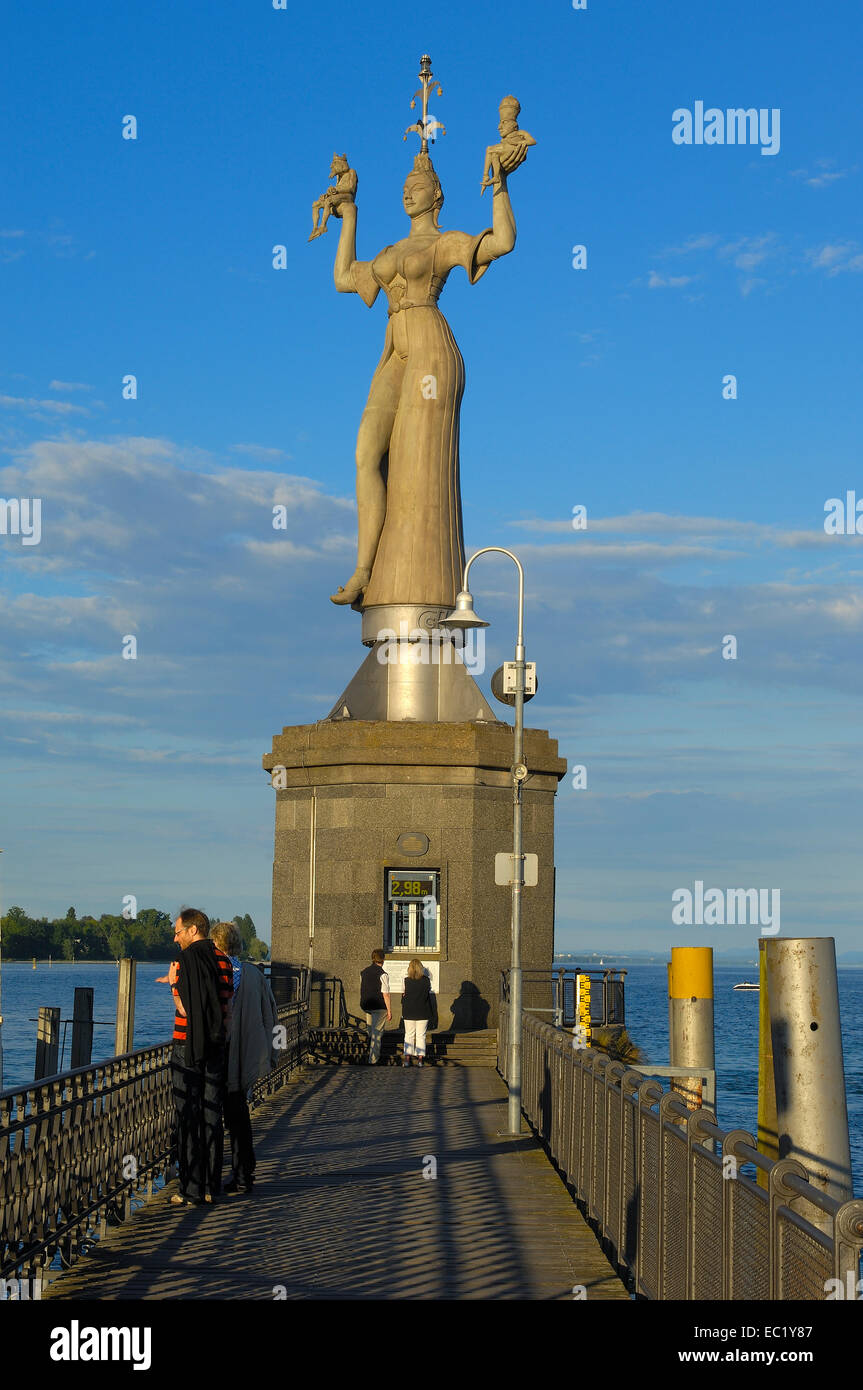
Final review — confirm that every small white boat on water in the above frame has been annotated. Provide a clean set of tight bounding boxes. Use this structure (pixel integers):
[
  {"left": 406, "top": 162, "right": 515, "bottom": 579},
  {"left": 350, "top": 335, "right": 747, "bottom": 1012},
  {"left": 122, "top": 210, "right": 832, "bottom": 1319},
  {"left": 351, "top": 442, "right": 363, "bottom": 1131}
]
[{"left": 733, "top": 981, "right": 760, "bottom": 991}]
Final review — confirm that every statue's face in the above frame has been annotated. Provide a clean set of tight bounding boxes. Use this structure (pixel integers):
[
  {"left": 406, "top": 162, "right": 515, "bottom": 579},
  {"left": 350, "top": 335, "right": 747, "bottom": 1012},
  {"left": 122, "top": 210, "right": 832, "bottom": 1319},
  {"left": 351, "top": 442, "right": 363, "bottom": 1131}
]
[{"left": 403, "top": 172, "right": 437, "bottom": 218}]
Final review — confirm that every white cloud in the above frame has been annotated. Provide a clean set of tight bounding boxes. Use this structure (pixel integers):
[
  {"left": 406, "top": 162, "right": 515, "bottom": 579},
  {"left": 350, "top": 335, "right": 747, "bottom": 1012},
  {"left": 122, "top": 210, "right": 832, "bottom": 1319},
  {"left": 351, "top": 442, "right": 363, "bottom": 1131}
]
[
  {"left": 661, "top": 234, "right": 721, "bottom": 255},
  {"left": 0, "top": 394, "right": 89, "bottom": 417},
  {"left": 791, "top": 162, "right": 856, "bottom": 189},
  {"left": 647, "top": 271, "right": 695, "bottom": 289},
  {"left": 230, "top": 443, "right": 291, "bottom": 462},
  {"left": 654, "top": 232, "right": 782, "bottom": 295},
  {"left": 718, "top": 233, "right": 776, "bottom": 263},
  {"left": 806, "top": 242, "right": 863, "bottom": 274},
  {"left": 49, "top": 380, "right": 92, "bottom": 393},
  {"left": 511, "top": 512, "right": 765, "bottom": 538},
  {"left": 4, "top": 436, "right": 863, "bottom": 793}
]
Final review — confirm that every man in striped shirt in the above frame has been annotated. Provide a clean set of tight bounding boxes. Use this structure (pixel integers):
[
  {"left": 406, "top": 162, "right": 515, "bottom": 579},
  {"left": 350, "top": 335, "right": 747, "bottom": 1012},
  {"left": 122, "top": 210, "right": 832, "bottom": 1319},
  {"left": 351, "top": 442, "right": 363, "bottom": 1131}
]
[{"left": 168, "top": 908, "right": 231, "bottom": 1206}]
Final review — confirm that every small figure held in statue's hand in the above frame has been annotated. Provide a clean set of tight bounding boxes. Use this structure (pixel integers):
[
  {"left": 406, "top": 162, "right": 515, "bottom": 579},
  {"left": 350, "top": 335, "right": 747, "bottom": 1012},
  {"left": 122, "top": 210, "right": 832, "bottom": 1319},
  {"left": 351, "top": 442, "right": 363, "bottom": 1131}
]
[
  {"left": 480, "top": 95, "right": 536, "bottom": 195},
  {"left": 309, "top": 153, "right": 358, "bottom": 240}
]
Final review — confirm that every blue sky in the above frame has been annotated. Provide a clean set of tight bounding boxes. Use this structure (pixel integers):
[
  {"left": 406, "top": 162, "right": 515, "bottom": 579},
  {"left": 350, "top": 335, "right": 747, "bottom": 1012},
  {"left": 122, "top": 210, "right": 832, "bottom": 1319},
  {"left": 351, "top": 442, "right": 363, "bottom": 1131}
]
[{"left": 2, "top": 0, "right": 862, "bottom": 952}]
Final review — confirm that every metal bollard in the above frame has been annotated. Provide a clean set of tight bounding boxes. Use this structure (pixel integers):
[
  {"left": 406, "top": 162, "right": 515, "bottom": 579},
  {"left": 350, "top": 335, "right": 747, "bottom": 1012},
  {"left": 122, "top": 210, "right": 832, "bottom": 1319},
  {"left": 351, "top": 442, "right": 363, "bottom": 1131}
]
[
  {"left": 764, "top": 937, "right": 852, "bottom": 1207},
  {"left": 668, "top": 947, "right": 715, "bottom": 1109}
]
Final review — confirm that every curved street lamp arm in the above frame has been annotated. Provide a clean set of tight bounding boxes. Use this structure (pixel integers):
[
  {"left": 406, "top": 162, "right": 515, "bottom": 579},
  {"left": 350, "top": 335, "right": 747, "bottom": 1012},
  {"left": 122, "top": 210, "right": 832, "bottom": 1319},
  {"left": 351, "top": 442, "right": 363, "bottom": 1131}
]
[{"left": 462, "top": 546, "right": 525, "bottom": 655}]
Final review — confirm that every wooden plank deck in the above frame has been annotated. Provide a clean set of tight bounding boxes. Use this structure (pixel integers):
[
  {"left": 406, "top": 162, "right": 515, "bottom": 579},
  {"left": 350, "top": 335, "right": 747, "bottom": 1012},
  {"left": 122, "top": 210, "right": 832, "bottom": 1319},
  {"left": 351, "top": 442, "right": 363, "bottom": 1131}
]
[{"left": 43, "top": 1064, "right": 630, "bottom": 1301}]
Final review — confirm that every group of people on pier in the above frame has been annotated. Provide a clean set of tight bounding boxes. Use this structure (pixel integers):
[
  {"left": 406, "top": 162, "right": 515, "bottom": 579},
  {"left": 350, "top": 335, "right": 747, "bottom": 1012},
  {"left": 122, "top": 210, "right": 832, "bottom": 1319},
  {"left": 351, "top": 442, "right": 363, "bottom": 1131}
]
[
  {"left": 164, "top": 924, "right": 435, "bottom": 1203},
  {"left": 159, "top": 908, "right": 278, "bottom": 1206},
  {"left": 360, "top": 949, "right": 434, "bottom": 1065}
]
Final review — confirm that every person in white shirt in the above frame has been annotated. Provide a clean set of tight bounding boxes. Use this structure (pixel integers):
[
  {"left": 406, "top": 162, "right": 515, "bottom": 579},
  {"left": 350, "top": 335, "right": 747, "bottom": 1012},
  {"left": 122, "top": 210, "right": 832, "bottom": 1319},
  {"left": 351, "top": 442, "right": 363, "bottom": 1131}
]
[{"left": 360, "top": 949, "right": 391, "bottom": 1064}]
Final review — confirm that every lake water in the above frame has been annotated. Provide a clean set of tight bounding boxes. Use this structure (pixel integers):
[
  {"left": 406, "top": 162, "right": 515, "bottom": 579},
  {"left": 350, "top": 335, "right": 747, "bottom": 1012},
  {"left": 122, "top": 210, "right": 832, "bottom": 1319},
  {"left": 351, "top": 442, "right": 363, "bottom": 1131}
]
[
  {"left": 1, "top": 959, "right": 861, "bottom": 1196},
  {"left": 0, "top": 961, "right": 176, "bottom": 1087},
  {"left": 623, "top": 962, "right": 863, "bottom": 1197}
]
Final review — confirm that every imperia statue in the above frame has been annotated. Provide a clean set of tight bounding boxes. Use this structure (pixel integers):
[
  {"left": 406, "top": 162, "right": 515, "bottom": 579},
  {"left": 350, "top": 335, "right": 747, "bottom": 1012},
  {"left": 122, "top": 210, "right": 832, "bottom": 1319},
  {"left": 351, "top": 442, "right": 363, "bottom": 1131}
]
[{"left": 311, "top": 57, "right": 535, "bottom": 615}]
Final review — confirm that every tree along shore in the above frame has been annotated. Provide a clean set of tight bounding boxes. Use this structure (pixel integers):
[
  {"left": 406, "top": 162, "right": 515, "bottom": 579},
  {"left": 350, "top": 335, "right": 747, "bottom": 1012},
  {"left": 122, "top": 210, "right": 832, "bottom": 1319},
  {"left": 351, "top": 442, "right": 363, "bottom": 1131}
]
[{"left": 0, "top": 907, "right": 269, "bottom": 963}]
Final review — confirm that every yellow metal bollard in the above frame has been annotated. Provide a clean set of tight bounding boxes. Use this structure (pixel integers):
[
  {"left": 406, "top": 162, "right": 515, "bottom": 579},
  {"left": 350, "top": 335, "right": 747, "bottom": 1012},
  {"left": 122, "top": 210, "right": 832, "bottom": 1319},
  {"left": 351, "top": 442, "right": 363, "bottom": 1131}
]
[{"left": 668, "top": 947, "right": 715, "bottom": 1109}]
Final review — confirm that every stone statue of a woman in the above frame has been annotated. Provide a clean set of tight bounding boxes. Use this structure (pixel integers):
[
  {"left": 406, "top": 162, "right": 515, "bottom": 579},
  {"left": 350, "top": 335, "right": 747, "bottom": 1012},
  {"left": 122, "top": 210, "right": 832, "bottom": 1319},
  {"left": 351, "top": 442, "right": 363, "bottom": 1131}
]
[{"left": 324, "top": 117, "right": 530, "bottom": 616}]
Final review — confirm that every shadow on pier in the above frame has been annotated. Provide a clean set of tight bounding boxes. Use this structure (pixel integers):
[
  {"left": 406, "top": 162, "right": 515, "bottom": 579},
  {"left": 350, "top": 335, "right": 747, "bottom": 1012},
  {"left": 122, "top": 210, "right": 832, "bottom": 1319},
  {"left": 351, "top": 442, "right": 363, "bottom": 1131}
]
[{"left": 42, "top": 1064, "right": 629, "bottom": 1301}]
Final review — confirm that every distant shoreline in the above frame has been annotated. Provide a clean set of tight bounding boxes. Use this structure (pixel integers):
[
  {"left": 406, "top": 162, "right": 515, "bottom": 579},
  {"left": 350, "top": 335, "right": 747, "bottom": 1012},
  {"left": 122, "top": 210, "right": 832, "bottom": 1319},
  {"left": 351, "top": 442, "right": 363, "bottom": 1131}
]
[{"left": 1, "top": 959, "right": 169, "bottom": 965}]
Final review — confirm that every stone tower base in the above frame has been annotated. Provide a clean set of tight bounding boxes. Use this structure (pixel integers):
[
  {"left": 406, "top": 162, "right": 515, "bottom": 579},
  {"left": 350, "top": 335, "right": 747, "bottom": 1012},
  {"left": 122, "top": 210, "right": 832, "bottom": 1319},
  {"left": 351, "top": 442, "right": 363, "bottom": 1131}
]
[{"left": 263, "top": 720, "right": 567, "bottom": 1031}]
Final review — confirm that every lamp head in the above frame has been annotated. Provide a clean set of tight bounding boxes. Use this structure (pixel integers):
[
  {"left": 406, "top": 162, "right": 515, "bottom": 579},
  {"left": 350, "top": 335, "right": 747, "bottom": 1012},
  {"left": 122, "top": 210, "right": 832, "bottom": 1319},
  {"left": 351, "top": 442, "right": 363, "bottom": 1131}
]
[{"left": 440, "top": 590, "right": 489, "bottom": 630}]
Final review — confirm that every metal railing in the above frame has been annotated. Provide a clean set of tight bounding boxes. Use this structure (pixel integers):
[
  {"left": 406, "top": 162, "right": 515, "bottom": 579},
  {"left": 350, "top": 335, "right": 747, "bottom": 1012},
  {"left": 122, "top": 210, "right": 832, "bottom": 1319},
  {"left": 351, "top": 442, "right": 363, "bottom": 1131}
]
[
  {"left": 265, "top": 963, "right": 310, "bottom": 1007},
  {"left": 0, "top": 996, "right": 309, "bottom": 1282},
  {"left": 269, "top": 966, "right": 350, "bottom": 1028},
  {"left": 501, "top": 967, "right": 626, "bottom": 1029},
  {"left": 499, "top": 1004, "right": 863, "bottom": 1300}
]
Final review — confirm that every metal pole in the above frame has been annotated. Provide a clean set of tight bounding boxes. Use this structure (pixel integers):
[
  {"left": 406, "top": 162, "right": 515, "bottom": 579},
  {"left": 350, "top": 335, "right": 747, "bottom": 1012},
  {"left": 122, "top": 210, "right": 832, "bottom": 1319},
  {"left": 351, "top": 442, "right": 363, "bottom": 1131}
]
[
  {"left": 764, "top": 937, "right": 852, "bottom": 1205},
  {"left": 508, "top": 618, "right": 525, "bottom": 1135},
  {"left": 114, "top": 958, "right": 136, "bottom": 1056},
  {"left": 668, "top": 946, "right": 715, "bottom": 1110},
  {"left": 459, "top": 546, "right": 526, "bottom": 1136}
]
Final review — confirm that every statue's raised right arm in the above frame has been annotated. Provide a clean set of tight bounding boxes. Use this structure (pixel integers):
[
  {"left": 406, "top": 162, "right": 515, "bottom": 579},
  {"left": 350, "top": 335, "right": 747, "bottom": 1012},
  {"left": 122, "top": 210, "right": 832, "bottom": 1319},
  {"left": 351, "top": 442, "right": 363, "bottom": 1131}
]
[{"left": 333, "top": 195, "right": 381, "bottom": 307}]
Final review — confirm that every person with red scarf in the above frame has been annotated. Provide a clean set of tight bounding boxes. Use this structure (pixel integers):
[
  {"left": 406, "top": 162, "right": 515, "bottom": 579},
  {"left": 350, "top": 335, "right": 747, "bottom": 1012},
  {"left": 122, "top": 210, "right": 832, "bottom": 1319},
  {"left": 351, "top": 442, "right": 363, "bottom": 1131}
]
[{"left": 166, "top": 908, "right": 231, "bottom": 1206}]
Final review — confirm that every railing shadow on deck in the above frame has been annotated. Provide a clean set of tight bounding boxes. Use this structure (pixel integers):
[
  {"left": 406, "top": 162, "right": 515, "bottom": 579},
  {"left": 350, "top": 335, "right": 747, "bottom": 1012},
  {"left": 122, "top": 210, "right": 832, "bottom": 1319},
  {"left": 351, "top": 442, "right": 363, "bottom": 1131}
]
[
  {"left": 0, "top": 995, "right": 309, "bottom": 1284},
  {"left": 499, "top": 1002, "right": 863, "bottom": 1301},
  {"left": 36, "top": 1062, "right": 560, "bottom": 1300}
]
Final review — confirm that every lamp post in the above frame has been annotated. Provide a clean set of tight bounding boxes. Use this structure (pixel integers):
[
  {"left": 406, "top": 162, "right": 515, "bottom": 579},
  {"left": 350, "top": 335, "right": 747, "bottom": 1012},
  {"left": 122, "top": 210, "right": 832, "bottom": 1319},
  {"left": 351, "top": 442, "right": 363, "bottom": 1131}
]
[{"left": 442, "top": 547, "right": 526, "bottom": 1136}]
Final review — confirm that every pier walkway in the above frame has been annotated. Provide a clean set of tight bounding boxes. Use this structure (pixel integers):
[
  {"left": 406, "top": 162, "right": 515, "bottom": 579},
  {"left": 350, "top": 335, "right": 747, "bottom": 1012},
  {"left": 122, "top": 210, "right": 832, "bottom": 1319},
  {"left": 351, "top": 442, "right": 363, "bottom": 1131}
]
[{"left": 42, "top": 1063, "right": 629, "bottom": 1301}]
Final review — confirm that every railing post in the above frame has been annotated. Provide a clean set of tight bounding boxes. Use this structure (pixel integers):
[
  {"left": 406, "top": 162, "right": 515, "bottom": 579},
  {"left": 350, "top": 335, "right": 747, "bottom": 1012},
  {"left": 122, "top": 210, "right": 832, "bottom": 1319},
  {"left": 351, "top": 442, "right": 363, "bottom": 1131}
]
[
  {"left": 600, "top": 1056, "right": 616, "bottom": 1244},
  {"left": 768, "top": 1158, "right": 809, "bottom": 1300},
  {"left": 833, "top": 1200, "right": 863, "bottom": 1292},
  {"left": 657, "top": 1091, "right": 681, "bottom": 1299},
  {"left": 687, "top": 1109, "right": 713, "bottom": 1299},
  {"left": 721, "top": 1129, "right": 752, "bottom": 1299},
  {"left": 34, "top": 1006, "right": 60, "bottom": 1080},
  {"left": 618, "top": 1070, "right": 634, "bottom": 1268},
  {"left": 71, "top": 987, "right": 94, "bottom": 1068},
  {"left": 114, "top": 959, "right": 136, "bottom": 1056},
  {"left": 635, "top": 1079, "right": 663, "bottom": 1297}
]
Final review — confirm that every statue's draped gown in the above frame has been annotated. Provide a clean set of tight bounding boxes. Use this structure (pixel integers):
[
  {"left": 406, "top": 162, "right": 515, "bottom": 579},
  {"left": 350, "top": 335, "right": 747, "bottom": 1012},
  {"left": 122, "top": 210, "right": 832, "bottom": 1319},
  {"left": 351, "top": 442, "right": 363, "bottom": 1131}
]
[{"left": 350, "top": 226, "right": 491, "bottom": 610}]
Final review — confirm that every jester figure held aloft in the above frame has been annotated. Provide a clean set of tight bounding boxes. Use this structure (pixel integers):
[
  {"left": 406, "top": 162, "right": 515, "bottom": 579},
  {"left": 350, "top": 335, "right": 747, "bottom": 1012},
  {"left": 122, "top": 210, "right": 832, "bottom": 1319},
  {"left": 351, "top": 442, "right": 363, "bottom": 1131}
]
[
  {"left": 309, "top": 154, "right": 358, "bottom": 241},
  {"left": 480, "top": 95, "right": 537, "bottom": 195}
]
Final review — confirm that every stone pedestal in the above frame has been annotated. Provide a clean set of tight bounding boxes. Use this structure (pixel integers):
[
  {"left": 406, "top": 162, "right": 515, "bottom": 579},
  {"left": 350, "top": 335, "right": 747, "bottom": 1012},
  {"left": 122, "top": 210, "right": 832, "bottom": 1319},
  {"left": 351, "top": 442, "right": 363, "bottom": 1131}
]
[{"left": 263, "top": 720, "right": 567, "bottom": 1031}]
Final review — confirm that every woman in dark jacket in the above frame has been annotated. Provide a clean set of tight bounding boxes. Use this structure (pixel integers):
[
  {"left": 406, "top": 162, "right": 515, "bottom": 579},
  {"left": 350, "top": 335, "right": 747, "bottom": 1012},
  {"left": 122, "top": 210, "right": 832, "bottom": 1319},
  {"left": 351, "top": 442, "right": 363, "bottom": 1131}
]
[{"left": 401, "top": 958, "right": 432, "bottom": 1067}]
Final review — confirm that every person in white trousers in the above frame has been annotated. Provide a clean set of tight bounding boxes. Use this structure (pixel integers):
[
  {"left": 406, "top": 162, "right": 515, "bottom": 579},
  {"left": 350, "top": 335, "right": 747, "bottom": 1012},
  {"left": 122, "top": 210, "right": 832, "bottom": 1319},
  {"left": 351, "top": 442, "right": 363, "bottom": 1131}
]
[{"left": 401, "top": 958, "right": 433, "bottom": 1067}]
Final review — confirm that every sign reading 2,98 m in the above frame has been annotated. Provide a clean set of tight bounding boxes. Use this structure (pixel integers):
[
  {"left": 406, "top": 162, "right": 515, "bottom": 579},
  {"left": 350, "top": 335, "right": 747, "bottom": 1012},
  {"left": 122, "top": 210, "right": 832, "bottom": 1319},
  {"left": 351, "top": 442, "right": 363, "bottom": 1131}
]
[{"left": 388, "top": 873, "right": 435, "bottom": 900}]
